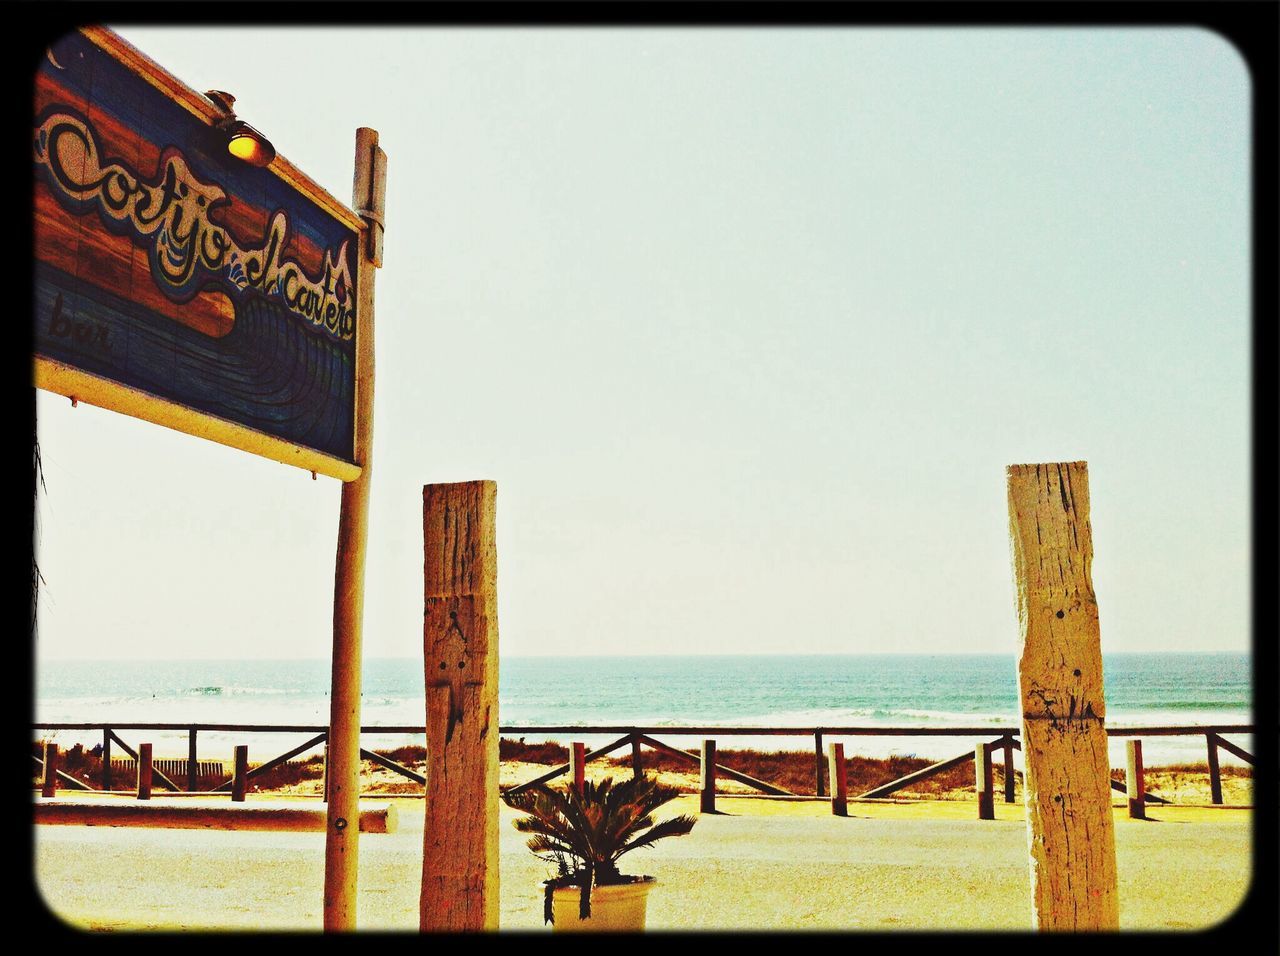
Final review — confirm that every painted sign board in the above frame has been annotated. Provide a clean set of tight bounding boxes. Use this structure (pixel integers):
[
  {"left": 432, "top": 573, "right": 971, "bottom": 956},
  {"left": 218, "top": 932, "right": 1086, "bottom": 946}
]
[{"left": 33, "top": 27, "right": 364, "bottom": 480}]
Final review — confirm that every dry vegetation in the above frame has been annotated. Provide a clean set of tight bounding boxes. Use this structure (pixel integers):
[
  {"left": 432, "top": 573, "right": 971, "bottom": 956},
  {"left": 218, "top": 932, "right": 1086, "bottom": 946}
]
[{"left": 35, "top": 738, "right": 1252, "bottom": 804}]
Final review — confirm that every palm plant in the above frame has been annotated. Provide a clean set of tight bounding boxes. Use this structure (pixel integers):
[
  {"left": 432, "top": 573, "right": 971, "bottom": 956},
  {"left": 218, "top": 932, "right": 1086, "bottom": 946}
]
[{"left": 502, "top": 775, "right": 697, "bottom": 924}]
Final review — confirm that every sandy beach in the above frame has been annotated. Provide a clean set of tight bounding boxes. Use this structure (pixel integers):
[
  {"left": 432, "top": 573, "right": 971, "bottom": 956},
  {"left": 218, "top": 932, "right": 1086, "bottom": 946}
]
[{"left": 35, "top": 794, "right": 1251, "bottom": 932}]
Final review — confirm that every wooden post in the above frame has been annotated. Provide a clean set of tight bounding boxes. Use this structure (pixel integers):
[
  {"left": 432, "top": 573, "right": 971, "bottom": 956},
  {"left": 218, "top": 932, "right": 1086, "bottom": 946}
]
[
  {"left": 1126, "top": 740, "right": 1145, "bottom": 820},
  {"left": 827, "top": 742, "right": 847, "bottom": 816},
  {"left": 976, "top": 743, "right": 994, "bottom": 820},
  {"left": 569, "top": 742, "right": 586, "bottom": 794},
  {"left": 232, "top": 745, "right": 249, "bottom": 803},
  {"left": 814, "top": 731, "right": 826, "bottom": 797},
  {"left": 137, "top": 743, "right": 153, "bottom": 801},
  {"left": 1206, "top": 733, "right": 1223, "bottom": 805},
  {"left": 1007, "top": 461, "right": 1119, "bottom": 930},
  {"left": 700, "top": 739, "right": 716, "bottom": 813},
  {"left": 188, "top": 728, "right": 198, "bottom": 792},
  {"left": 322, "top": 737, "right": 331, "bottom": 803},
  {"left": 323, "top": 126, "right": 385, "bottom": 933},
  {"left": 41, "top": 742, "right": 58, "bottom": 797},
  {"left": 630, "top": 735, "right": 643, "bottom": 780},
  {"left": 421, "top": 480, "right": 500, "bottom": 932},
  {"left": 1002, "top": 736, "right": 1016, "bottom": 803},
  {"left": 102, "top": 729, "right": 112, "bottom": 791}
]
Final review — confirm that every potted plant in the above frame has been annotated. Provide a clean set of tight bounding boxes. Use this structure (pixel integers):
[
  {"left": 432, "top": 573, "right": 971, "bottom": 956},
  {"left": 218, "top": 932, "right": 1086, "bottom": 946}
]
[{"left": 502, "top": 774, "right": 697, "bottom": 931}]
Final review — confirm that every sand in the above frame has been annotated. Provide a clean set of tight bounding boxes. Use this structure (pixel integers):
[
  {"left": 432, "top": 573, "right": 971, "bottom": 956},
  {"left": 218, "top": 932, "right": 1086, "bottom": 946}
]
[{"left": 34, "top": 794, "right": 1252, "bottom": 932}]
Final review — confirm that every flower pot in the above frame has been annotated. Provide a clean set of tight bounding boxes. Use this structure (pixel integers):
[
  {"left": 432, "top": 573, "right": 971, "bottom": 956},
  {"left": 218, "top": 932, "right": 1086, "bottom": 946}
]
[{"left": 550, "top": 877, "right": 655, "bottom": 932}]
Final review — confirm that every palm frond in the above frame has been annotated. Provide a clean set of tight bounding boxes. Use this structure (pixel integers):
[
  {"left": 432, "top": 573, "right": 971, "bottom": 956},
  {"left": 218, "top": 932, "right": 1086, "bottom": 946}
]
[{"left": 615, "top": 814, "right": 699, "bottom": 858}]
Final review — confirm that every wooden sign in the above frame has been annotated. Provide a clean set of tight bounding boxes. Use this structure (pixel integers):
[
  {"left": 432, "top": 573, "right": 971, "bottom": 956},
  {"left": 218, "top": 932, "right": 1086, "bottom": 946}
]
[{"left": 33, "top": 28, "right": 364, "bottom": 480}]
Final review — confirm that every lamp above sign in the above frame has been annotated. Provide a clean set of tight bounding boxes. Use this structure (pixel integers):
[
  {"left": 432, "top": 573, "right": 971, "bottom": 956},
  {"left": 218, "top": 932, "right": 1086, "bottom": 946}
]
[{"left": 33, "top": 28, "right": 364, "bottom": 480}]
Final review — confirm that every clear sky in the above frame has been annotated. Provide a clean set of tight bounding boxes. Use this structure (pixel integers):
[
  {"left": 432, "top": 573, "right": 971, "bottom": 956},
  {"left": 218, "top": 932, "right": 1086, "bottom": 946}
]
[{"left": 33, "top": 26, "right": 1251, "bottom": 660}]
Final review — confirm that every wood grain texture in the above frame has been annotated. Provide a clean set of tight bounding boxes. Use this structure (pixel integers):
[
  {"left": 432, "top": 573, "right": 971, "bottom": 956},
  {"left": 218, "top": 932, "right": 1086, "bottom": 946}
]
[
  {"left": 421, "top": 481, "right": 499, "bottom": 932},
  {"left": 1007, "top": 461, "right": 1119, "bottom": 931}
]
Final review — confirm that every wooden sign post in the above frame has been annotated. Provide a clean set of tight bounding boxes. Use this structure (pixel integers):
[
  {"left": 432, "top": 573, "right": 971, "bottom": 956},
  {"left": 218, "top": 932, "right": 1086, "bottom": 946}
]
[
  {"left": 323, "top": 126, "right": 386, "bottom": 933},
  {"left": 421, "top": 481, "right": 500, "bottom": 932},
  {"left": 1007, "top": 461, "right": 1119, "bottom": 930},
  {"left": 31, "top": 28, "right": 388, "bottom": 933}
]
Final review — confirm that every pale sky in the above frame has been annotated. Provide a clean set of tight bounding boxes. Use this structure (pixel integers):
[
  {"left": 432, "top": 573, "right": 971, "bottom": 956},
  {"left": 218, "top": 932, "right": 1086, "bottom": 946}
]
[{"left": 33, "top": 26, "right": 1251, "bottom": 660}]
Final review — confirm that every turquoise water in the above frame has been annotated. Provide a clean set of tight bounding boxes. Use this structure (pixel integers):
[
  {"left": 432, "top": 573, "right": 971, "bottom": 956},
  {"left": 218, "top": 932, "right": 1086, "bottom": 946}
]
[{"left": 35, "top": 653, "right": 1252, "bottom": 765}]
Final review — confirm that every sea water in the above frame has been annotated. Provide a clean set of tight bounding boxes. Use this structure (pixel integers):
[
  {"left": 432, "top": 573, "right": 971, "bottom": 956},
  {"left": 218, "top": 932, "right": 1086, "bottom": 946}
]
[{"left": 34, "top": 653, "right": 1252, "bottom": 767}]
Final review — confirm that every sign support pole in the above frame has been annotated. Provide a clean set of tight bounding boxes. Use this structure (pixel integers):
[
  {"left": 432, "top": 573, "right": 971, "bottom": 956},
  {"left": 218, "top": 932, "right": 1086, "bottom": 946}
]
[{"left": 323, "top": 126, "right": 386, "bottom": 932}]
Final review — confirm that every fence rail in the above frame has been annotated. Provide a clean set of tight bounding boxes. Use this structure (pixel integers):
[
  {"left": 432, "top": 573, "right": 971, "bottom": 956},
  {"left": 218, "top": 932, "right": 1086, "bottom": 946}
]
[{"left": 33, "top": 721, "right": 1254, "bottom": 812}]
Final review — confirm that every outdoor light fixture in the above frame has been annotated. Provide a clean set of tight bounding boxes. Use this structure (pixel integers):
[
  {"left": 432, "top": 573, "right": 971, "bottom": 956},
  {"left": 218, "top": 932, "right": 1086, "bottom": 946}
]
[{"left": 205, "top": 89, "right": 276, "bottom": 167}]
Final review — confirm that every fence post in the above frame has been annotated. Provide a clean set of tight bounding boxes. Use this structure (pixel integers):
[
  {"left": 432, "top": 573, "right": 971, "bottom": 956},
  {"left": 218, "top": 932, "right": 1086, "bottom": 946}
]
[
  {"left": 421, "top": 480, "right": 500, "bottom": 932},
  {"left": 700, "top": 739, "right": 716, "bottom": 813},
  {"left": 814, "top": 731, "right": 826, "bottom": 797},
  {"left": 1126, "top": 740, "right": 1145, "bottom": 820},
  {"left": 1007, "top": 461, "right": 1119, "bottom": 930},
  {"left": 41, "top": 742, "right": 58, "bottom": 797},
  {"left": 1002, "top": 737, "right": 1016, "bottom": 803},
  {"left": 1206, "top": 733, "right": 1223, "bottom": 805},
  {"left": 232, "top": 745, "right": 249, "bottom": 803},
  {"left": 630, "top": 735, "right": 643, "bottom": 781},
  {"left": 137, "top": 743, "right": 153, "bottom": 801},
  {"left": 570, "top": 742, "right": 585, "bottom": 794},
  {"left": 188, "top": 728, "right": 198, "bottom": 792},
  {"left": 322, "top": 737, "right": 331, "bottom": 802},
  {"left": 102, "top": 729, "right": 112, "bottom": 791},
  {"left": 828, "top": 742, "right": 847, "bottom": 817},
  {"left": 976, "top": 743, "right": 994, "bottom": 820}
]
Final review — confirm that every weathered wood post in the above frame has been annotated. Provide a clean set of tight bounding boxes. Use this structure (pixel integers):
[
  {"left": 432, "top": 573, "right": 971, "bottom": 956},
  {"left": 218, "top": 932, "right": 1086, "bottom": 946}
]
[
  {"left": 1125, "top": 740, "right": 1145, "bottom": 820},
  {"left": 232, "top": 745, "right": 249, "bottom": 803},
  {"left": 570, "top": 742, "right": 586, "bottom": 794},
  {"left": 814, "top": 731, "right": 826, "bottom": 797},
  {"left": 700, "top": 739, "right": 716, "bottom": 813},
  {"left": 41, "top": 742, "right": 58, "bottom": 797},
  {"left": 1007, "top": 461, "right": 1119, "bottom": 930},
  {"left": 828, "top": 742, "right": 848, "bottom": 817},
  {"left": 102, "top": 729, "right": 112, "bottom": 791},
  {"left": 421, "top": 481, "right": 499, "bottom": 932},
  {"left": 188, "top": 728, "right": 199, "bottom": 792},
  {"left": 322, "top": 737, "right": 331, "bottom": 803},
  {"left": 1206, "top": 733, "right": 1223, "bottom": 805},
  {"left": 1002, "top": 736, "right": 1016, "bottom": 803},
  {"left": 323, "top": 126, "right": 385, "bottom": 933},
  {"left": 137, "top": 743, "right": 153, "bottom": 801},
  {"left": 630, "top": 735, "right": 644, "bottom": 780},
  {"left": 976, "top": 743, "right": 994, "bottom": 820}
]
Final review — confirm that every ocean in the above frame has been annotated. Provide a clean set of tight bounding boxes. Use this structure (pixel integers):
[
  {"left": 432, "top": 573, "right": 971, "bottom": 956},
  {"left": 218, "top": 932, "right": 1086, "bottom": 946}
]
[{"left": 34, "top": 653, "right": 1252, "bottom": 768}]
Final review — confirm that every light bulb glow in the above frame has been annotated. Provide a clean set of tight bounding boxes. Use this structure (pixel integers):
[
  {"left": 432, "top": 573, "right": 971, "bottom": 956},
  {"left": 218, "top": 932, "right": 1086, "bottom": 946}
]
[{"left": 224, "top": 122, "right": 275, "bottom": 167}]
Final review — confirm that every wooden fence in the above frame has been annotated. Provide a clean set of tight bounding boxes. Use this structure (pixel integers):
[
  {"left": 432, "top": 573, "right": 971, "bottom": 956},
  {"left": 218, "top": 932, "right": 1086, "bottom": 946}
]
[{"left": 32, "top": 721, "right": 1254, "bottom": 810}]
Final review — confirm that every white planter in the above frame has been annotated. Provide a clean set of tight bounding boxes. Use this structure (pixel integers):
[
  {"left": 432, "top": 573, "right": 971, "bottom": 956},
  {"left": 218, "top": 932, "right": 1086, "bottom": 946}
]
[{"left": 550, "top": 877, "right": 655, "bottom": 932}]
